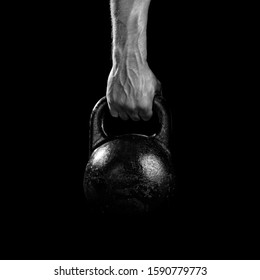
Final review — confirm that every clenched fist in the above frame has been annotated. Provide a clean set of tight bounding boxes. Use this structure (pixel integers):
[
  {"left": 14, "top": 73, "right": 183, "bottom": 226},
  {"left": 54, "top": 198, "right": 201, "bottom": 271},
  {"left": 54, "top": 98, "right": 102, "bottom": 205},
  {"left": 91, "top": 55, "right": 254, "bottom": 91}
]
[{"left": 106, "top": 56, "right": 160, "bottom": 121}]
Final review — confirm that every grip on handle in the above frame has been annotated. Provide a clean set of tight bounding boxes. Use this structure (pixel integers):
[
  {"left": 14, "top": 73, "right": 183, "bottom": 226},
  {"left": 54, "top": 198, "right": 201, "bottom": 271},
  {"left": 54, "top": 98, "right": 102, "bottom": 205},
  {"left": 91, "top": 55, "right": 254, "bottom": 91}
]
[{"left": 89, "top": 95, "right": 171, "bottom": 155}]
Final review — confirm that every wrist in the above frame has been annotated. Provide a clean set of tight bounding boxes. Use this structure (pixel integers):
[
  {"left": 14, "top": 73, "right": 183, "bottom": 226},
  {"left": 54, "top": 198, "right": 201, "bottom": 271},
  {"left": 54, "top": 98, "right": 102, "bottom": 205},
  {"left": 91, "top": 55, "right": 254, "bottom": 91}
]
[{"left": 112, "top": 43, "right": 147, "bottom": 68}]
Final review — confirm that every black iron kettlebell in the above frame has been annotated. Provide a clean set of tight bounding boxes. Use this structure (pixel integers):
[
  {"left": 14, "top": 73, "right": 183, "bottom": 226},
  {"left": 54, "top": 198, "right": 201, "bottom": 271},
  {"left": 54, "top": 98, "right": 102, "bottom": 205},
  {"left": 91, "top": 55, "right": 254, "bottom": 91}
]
[{"left": 83, "top": 95, "right": 174, "bottom": 215}]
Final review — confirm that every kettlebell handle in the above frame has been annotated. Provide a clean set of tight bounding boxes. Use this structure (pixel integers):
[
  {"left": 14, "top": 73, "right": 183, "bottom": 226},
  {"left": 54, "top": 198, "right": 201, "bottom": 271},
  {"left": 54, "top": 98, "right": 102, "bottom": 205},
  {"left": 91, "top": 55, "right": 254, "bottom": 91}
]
[{"left": 89, "top": 95, "right": 171, "bottom": 154}]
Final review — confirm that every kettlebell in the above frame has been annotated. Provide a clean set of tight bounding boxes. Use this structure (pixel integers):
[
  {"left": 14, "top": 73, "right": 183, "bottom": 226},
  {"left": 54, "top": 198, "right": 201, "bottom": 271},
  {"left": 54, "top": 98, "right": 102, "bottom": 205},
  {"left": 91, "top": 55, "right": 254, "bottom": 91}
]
[{"left": 83, "top": 95, "right": 174, "bottom": 215}]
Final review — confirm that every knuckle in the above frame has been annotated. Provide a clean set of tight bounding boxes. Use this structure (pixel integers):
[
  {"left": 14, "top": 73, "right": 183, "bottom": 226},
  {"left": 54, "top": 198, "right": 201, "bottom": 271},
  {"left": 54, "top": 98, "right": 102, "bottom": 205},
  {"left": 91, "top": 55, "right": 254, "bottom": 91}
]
[
  {"left": 138, "top": 101, "right": 153, "bottom": 120},
  {"left": 110, "top": 109, "right": 118, "bottom": 118},
  {"left": 119, "top": 112, "right": 128, "bottom": 120},
  {"left": 125, "top": 101, "right": 136, "bottom": 113},
  {"left": 137, "top": 99, "right": 152, "bottom": 112},
  {"left": 139, "top": 111, "right": 152, "bottom": 121}
]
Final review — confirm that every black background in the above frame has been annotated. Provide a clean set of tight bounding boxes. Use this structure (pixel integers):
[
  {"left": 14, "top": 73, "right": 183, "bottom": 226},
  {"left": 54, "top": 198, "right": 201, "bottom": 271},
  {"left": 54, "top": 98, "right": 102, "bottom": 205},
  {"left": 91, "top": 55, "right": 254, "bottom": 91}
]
[{"left": 2, "top": 1, "right": 258, "bottom": 260}]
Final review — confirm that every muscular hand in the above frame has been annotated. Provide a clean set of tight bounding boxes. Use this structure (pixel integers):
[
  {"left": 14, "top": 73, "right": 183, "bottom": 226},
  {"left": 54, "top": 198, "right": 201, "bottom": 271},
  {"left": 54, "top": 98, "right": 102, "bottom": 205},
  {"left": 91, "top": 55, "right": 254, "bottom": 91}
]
[
  {"left": 108, "top": 0, "right": 157, "bottom": 121},
  {"left": 106, "top": 55, "right": 160, "bottom": 121}
]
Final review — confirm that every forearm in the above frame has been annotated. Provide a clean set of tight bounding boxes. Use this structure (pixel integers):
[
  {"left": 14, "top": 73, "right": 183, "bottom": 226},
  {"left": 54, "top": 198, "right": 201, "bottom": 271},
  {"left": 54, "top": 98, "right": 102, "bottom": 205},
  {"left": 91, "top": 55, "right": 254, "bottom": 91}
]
[
  {"left": 107, "top": 0, "right": 158, "bottom": 121},
  {"left": 110, "top": 0, "right": 151, "bottom": 66}
]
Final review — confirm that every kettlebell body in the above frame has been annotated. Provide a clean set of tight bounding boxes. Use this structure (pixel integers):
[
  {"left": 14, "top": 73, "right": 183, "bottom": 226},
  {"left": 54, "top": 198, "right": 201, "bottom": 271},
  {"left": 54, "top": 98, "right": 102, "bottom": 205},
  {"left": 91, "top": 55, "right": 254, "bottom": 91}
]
[{"left": 84, "top": 96, "right": 174, "bottom": 215}]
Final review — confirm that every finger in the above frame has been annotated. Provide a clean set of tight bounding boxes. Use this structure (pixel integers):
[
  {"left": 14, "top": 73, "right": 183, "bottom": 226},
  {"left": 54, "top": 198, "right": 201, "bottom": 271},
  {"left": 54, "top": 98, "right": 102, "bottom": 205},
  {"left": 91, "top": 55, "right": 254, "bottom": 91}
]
[
  {"left": 118, "top": 111, "right": 129, "bottom": 120},
  {"left": 109, "top": 106, "right": 119, "bottom": 118},
  {"left": 125, "top": 107, "right": 140, "bottom": 121},
  {"left": 107, "top": 99, "right": 120, "bottom": 118},
  {"left": 129, "top": 112, "right": 140, "bottom": 121},
  {"left": 138, "top": 107, "right": 153, "bottom": 121},
  {"left": 115, "top": 103, "right": 130, "bottom": 120}
]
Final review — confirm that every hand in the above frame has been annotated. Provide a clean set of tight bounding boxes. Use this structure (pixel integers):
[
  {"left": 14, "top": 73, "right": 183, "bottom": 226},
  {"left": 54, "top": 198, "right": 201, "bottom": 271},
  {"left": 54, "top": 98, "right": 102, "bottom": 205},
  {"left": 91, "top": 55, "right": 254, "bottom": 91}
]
[{"left": 106, "top": 56, "right": 161, "bottom": 121}]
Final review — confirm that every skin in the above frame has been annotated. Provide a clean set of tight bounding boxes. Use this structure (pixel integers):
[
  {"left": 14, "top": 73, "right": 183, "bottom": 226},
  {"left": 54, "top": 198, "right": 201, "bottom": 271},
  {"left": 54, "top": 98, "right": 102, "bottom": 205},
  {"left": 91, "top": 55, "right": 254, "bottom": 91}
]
[{"left": 107, "top": 0, "right": 160, "bottom": 121}]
